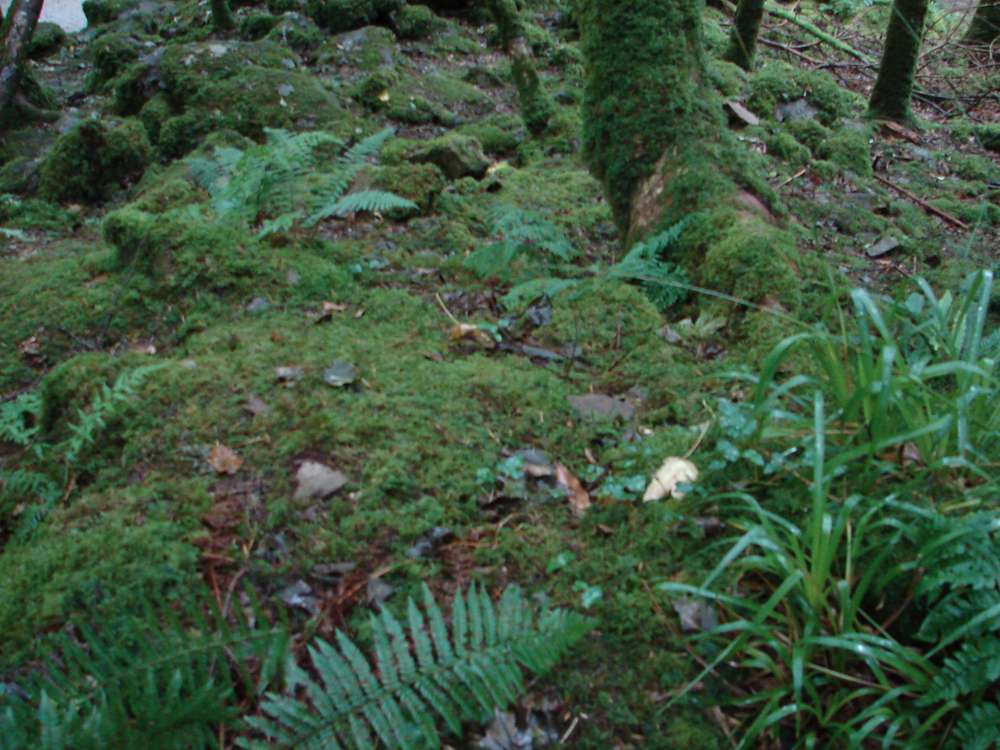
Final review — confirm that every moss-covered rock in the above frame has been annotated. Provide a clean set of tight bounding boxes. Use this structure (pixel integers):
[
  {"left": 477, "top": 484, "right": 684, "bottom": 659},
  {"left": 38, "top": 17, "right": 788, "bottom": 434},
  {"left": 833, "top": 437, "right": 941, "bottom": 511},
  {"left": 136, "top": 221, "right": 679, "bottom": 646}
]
[
  {"left": 393, "top": 4, "right": 445, "bottom": 39},
  {"left": 161, "top": 40, "right": 289, "bottom": 104},
  {"left": 817, "top": 128, "right": 873, "bottom": 176},
  {"left": 267, "top": 13, "right": 324, "bottom": 49},
  {"left": 38, "top": 119, "right": 152, "bottom": 203},
  {"left": 101, "top": 207, "right": 272, "bottom": 296},
  {"left": 90, "top": 32, "right": 141, "bottom": 86},
  {"left": 239, "top": 11, "right": 282, "bottom": 40},
  {"left": 27, "top": 22, "right": 67, "bottom": 59},
  {"left": 82, "top": 0, "right": 139, "bottom": 25},
  {"left": 371, "top": 162, "right": 446, "bottom": 215},
  {"left": 765, "top": 131, "right": 811, "bottom": 165},
  {"left": 111, "top": 53, "right": 164, "bottom": 116},
  {"left": 138, "top": 92, "right": 174, "bottom": 143},
  {"left": 311, "top": 25, "right": 399, "bottom": 72},
  {"left": 409, "top": 134, "right": 490, "bottom": 179},
  {"left": 305, "top": 0, "right": 403, "bottom": 33},
  {"left": 747, "top": 61, "right": 861, "bottom": 126}
]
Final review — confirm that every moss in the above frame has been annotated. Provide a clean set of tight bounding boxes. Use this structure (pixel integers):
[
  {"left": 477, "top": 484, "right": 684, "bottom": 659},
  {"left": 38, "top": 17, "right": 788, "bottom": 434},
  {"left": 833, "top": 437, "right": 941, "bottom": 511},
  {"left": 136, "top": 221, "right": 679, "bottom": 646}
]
[
  {"left": 949, "top": 153, "right": 1000, "bottom": 183},
  {"left": 101, "top": 207, "right": 273, "bottom": 297},
  {"left": 550, "top": 42, "right": 583, "bottom": 69},
  {"left": 82, "top": 0, "right": 140, "bottom": 25},
  {"left": 784, "top": 119, "right": 832, "bottom": 152},
  {"left": 970, "top": 123, "right": 1000, "bottom": 152},
  {"left": 928, "top": 199, "right": 1000, "bottom": 226},
  {"left": 707, "top": 59, "right": 749, "bottom": 98},
  {"left": 747, "top": 61, "right": 861, "bottom": 126},
  {"left": 138, "top": 92, "right": 173, "bottom": 143},
  {"left": 268, "top": 0, "right": 301, "bottom": 11},
  {"left": 311, "top": 25, "right": 398, "bottom": 71},
  {"left": 305, "top": 0, "right": 403, "bottom": 32},
  {"left": 817, "top": 129, "right": 873, "bottom": 176},
  {"left": 267, "top": 14, "right": 324, "bottom": 49},
  {"left": 38, "top": 119, "right": 152, "bottom": 204},
  {"left": 354, "top": 69, "right": 400, "bottom": 109},
  {"left": 409, "top": 133, "right": 490, "bottom": 180},
  {"left": 371, "top": 162, "right": 446, "bottom": 215},
  {"left": 89, "top": 32, "right": 141, "bottom": 86},
  {"left": 160, "top": 40, "right": 289, "bottom": 105},
  {"left": 456, "top": 114, "right": 525, "bottom": 154},
  {"left": 810, "top": 158, "right": 839, "bottom": 182},
  {"left": 766, "top": 131, "right": 811, "bottom": 165},
  {"left": 111, "top": 61, "right": 157, "bottom": 115},
  {"left": 27, "top": 22, "right": 67, "bottom": 59},
  {"left": 239, "top": 11, "right": 282, "bottom": 39},
  {"left": 393, "top": 4, "right": 445, "bottom": 39}
]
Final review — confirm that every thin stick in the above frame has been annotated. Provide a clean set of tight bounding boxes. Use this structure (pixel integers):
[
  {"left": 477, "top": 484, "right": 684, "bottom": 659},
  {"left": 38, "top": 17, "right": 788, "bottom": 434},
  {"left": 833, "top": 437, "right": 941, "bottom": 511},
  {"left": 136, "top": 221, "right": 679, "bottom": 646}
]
[
  {"left": 434, "top": 292, "right": 461, "bottom": 325},
  {"left": 873, "top": 173, "right": 970, "bottom": 230},
  {"left": 775, "top": 167, "right": 809, "bottom": 191}
]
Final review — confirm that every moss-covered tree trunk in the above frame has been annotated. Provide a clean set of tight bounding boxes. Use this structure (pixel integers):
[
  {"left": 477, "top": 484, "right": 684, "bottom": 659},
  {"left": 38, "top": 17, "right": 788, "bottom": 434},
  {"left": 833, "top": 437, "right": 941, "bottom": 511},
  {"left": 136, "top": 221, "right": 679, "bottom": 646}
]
[
  {"left": 723, "top": 0, "right": 766, "bottom": 71},
  {"left": 962, "top": 0, "right": 1000, "bottom": 44},
  {"left": 486, "top": 0, "right": 556, "bottom": 136},
  {"left": 211, "top": 0, "right": 236, "bottom": 32},
  {"left": 0, "top": 0, "right": 42, "bottom": 128},
  {"left": 578, "top": 0, "right": 803, "bottom": 317},
  {"left": 866, "top": 0, "right": 928, "bottom": 121}
]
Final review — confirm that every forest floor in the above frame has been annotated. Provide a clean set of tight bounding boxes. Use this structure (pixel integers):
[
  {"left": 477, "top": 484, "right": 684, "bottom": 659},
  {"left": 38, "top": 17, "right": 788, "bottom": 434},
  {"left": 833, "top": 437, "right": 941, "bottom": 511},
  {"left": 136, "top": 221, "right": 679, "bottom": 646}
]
[{"left": 1, "top": 0, "right": 1000, "bottom": 748}]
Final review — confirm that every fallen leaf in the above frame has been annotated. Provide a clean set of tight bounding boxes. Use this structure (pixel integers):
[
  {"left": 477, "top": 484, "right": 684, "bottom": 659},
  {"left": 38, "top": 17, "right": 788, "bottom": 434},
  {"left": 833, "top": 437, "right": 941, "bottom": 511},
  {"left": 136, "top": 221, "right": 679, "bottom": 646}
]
[
  {"left": 83, "top": 274, "right": 108, "bottom": 289},
  {"left": 477, "top": 708, "right": 532, "bottom": 750},
  {"left": 557, "top": 462, "right": 591, "bottom": 517},
  {"left": 16, "top": 335, "right": 40, "bottom": 355},
  {"left": 673, "top": 597, "right": 718, "bottom": 632},
  {"left": 275, "top": 364, "right": 305, "bottom": 382},
  {"left": 207, "top": 443, "right": 243, "bottom": 475},
  {"left": 322, "top": 301, "right": 348, "bottom": 313},
  {"left": 367, "top": 576, "right": 395, "bottom": 609},
  {"left": 245, "top": 393, "right": 269, "bottom": 415},
  {"left": 643, "top": 456, "right": 699, "bottom": 502},
  {"left": 421, "top": 350, "right": 445, "bottom": 363},
  {"left": 294, "top": 461, "right": 348, "bottom": 500},
  {"left": 567, "top": 394, "right": 636, "bottom": 421},
  {"left": 323, "top": 362, "right": 356, "bottom": 387}
]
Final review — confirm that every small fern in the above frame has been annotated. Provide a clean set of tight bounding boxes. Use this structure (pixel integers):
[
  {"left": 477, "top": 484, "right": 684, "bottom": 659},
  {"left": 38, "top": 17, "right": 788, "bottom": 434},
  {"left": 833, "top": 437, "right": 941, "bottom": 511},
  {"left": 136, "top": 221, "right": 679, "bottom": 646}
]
[
  {"left": 241, "top": 584, "right": 593, "bottom": 750},
  {"left": 185, "top": 128, "right": 417, "bottom": 237},
  {"left": 0, "top": 364, "right": 163, "bottom": 538},
  {"left": 464, "top": 204, "right": 579, "bottom": 281},
  {"left": 611, "top": 217, "right": 694, "bottom": 312}
]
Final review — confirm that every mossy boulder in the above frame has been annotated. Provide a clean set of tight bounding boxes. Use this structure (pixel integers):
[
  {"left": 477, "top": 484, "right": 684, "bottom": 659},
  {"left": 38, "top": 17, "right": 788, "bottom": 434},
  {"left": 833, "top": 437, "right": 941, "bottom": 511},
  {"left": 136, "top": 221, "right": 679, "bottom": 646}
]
[
  {"left": 38, "top": 119, "right": 152, "bottom": 203},
  {"left": 27, "top": 22, "right": 67, "bottom": 59},
  {"left": 311, "top": 26, "right": 399, "bottom": 73},
  {"left": 138, "top": 92, "right": 173, "bottom": 142},
  {"left": 82, "top": 0, "right": 139, "bottom": 25},
  {"left": 376, "top": 69, "right": 493, "bottom": 125},
  {"left": 747, "top": 61, "right": 861, "bottom": 126},
  {"left": 371, "top": 162, "right": 446, "bottom": 215},
  {"left": 305, "top": 0, "right": 403, "bottom": 33},
  {"left": 817, "top": 129, "right": 873, "bottom": 177},
  {"left": 160, "top": 40, "right": 289, "bottom": 104},
  {"left": 267, "top": 14, "right": 324, "bottom": 49},
  {"left": 409, "top": 134, "right": 490, "bottom": 180},
  {"left": 111, "top": 48, "right": 165, "bottom": 116},
  {"left": 239, "top": 11, "right": 282, "bottom": 40},
  {"left": 101, "top": 207, "right": 271, "bottom": 297},
  {"left": 393, "top": 4, "right": 445, "bottom": 39},
  {"left": 90, "top": 32, "right": 141, "bottom": 86}
]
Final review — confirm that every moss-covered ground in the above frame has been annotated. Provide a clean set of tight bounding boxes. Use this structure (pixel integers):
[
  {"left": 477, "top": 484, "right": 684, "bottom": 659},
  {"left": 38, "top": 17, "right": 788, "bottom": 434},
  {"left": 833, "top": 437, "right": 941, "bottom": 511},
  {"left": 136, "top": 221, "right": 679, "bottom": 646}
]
[{"left": 1, "top": 0, "right": 999, "bottom": 747}]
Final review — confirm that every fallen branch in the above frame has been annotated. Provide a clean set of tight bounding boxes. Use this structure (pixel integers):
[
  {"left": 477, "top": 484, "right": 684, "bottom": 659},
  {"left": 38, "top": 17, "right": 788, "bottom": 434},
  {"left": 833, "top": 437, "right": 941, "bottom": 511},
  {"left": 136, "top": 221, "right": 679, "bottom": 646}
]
[
  {"left": 765, "top": 3, "right": 875, "bottom": 64},
  {"left": 873, "top": 173, "right": 970, "bottom": 230}
]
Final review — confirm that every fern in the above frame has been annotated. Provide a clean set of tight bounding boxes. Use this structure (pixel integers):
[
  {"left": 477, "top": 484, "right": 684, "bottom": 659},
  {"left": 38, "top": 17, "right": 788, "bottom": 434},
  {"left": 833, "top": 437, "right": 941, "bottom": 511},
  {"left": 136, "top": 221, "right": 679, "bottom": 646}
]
[
  {"left": 0, "top": 365, "right": 163, "bottom": 538},
  {"left": 0, "top": 587, "right": 290, "bottom": 750},
  {"left": 185, "top": 128, "right": 417, "bottom": 237},
  {"left": 952, "top": 702, "right": 1000, "bottom": 750},
  {"left": 464, "top": 205, "right": 579, "bottom": 280},
  {"left": 240, "top": 584, "right": 593, "bottom": 750}
]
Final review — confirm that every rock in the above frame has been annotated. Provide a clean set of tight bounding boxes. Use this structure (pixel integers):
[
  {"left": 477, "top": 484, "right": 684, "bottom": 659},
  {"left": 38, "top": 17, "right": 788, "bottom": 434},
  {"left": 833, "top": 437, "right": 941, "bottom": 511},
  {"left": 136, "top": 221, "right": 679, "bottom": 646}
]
[{"left": 410, "top": 134, "right": 489, "bottom": 180}]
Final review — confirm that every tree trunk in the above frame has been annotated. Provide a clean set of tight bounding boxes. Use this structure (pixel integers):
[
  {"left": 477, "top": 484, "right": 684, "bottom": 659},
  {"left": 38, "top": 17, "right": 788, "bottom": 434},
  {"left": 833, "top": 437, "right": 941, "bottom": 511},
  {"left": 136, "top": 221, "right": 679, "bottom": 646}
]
[
  {"left": 578, "top": 0, "right": 803, "bottom": 316},
  {"left": 866, "top": 0, "right": 929, "bottom": 121},
  {"left": 211, "top": 0, "right": 236, "bottom": 32},
  {"left": 486, "top": 0, "right": 555, "bottom": 136},
  {"left": 0, "top": 0, "right": 43, "bottom": 129},
  {"left": 962, "top": 0, "right": 1000, "bottom": 44},
  {"left": 724, "top": 0, "right": 766, "bottom": 71}
]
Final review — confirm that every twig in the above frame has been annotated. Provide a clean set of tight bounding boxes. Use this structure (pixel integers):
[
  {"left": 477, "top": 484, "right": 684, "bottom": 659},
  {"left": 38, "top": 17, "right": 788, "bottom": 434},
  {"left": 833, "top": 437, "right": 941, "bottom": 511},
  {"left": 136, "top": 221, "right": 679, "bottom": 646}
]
[
  {"left": 558, "top": 716, "right": 580, "bottom": 744},
  {"left": 765, "top": 3, "right": 875, "bottom": 64},
  {"left": 872, "top": 173, "right": 970, "bottom": 230},
  {"left": 775, "top": 167, "right": 808, "bottom": 191},
  {"left": 98, "top": 235, "right": 146, "bottom": 350},
  {"left": 759, "top": 36, "right": 823, "bottom": 65},
  {"left": 434, "top": 292, "right": 461, "bottom": 326}
]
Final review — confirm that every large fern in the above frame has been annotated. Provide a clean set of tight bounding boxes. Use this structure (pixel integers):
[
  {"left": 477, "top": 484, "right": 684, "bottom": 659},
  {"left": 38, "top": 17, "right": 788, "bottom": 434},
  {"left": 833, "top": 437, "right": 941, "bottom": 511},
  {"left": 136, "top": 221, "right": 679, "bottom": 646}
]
[
  {"left": 185, "top": 128, "right": 417, "bottom": 237},
  {"left": 240, "top": 584, "right": 593, "bottom": 750},
  {"left": 0, "top": 586, "right": 290, "bottom": 750}
]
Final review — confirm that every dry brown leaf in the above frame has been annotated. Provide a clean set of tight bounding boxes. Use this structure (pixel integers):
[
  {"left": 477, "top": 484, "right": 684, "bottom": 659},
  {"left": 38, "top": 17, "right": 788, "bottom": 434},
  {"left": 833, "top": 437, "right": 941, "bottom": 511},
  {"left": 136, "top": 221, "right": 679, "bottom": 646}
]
[
  {"left": 451, "top": 323, "right": 482, "bottom": 340},
  {"left": 556, "top": 462, "right": 591, "bottom": 517},
  {"left": 207, "top": 443, "right": 243, "bottom": 475},
  {"left": 643, "top": 457, "right": 699, "bottom": 502},
  {"left": 84, "top": 274, "right": 108, "bottom": 289},
  {"left": 322, "top": 301, "right": 348, "bottom": 313}
]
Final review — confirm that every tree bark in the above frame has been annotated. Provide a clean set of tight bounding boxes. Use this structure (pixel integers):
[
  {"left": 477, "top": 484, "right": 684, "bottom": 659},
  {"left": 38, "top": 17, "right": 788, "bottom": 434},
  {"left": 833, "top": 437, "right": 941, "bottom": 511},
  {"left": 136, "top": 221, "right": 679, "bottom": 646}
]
[
  {"left": 0, "top": 0, "right": 43, "bottom": 129},
  {"left": 866, "top": 0, "right": 929, "bottom": 121},
  {"left": 578, "top": 0, "right": 803, "bottom": 316},
  {"left": 211, "top": 0, "right": 236, "bottom": 32},
  {"left": 724, "top": 0, "right": 766, "bottom": 71},
  {"left": 486, "top": 0, "right": 555, "bottom": 136},
  {"left": 962, "top": 0, "right": 1000, "bottom": 44}
]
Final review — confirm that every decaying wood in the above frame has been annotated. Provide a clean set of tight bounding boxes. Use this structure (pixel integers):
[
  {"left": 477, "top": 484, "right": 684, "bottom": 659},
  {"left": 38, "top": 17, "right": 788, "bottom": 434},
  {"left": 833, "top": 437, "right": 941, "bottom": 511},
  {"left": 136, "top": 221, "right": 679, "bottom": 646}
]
[{"left": 873, "top": 173, "right": 970, "bottom": 230}]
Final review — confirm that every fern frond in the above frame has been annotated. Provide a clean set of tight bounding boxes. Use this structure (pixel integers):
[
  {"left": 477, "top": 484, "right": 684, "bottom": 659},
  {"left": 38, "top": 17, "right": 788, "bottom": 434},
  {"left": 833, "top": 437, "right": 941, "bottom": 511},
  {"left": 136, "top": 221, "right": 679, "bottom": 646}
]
[
  {"left": 952, "top": 701, "right": 1000, "bottom": 750},
  {"left": 920, "top": 635, "right": 1000, "bottom": 704},
  {"left": 336, "top": 128, "right": 394, "bottom": 168},
  {"left": 306, "top": 191, "right": 418, "bottom": 225},
  {"left": 242, "top": 584, "right": 592, "bottom": 750}
]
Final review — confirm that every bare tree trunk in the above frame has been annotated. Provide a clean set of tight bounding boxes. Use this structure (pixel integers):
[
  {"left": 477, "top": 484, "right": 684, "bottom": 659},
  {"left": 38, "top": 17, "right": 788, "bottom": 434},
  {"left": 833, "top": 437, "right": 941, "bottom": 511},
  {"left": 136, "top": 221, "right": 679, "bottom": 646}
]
[
  {"left": 724, "top": 0, "right": 766, "bottom": 71},
  {"left": 963, "top": 0, "right": 1000, "bottom": 44},
  {"left": 0, "top": 0, "right": 43, "bottom": 128},
  {"left": 866, "top": 0, "right": 929, "bottom": 121},
  {"left": 486, "top": 0, "right": 555, "bottom": 136}
]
